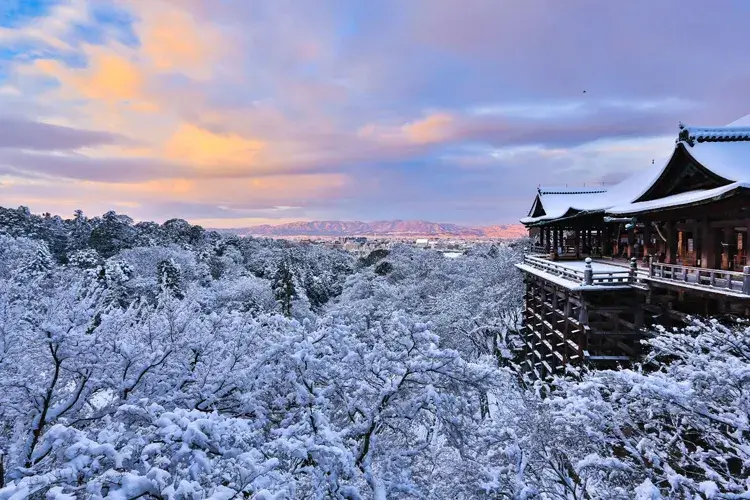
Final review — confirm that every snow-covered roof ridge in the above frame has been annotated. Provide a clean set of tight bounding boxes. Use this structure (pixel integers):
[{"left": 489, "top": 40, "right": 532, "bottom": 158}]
[
  {"left": 728, "top": 113, "right": 750, "bottom": 127},
  {"left": 521, "top": 113, "right": 750, "bottom": 226},
  {"left": 678, "top": 122, "right": 750, "bottom": 146},
  {"left": 607, "top": 181, "right": 750, "bottom": 215},
  {"left": 538, "top": 186, "right": 607, "bottom": 195}
]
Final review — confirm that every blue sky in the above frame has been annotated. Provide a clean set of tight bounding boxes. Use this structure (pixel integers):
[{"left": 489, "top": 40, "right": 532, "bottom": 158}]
[{"left": 0, "top": 0, "right": 749, "bottom": 227}]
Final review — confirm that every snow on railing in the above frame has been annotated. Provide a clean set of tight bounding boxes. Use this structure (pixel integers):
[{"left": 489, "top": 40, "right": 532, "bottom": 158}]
[
  {"left": 648, "top": 261, "right": 750, "bottom": 295},
  {"left": 522, "top": 253, "right": 750, "bottom": 295},
  {"left": 522, "top": 255, "right": 633, "bottom": 286}
]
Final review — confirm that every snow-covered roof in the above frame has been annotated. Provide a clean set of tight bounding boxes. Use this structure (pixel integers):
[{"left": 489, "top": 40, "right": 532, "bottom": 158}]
[
  {"left": 680, "top": 136, "right": 750, "bottom": 182},
  {"left": 678, "top": 122, "right": 750, "bottom": 146},
  {"left": 537, "top": 186, "right": 607, "bottom": 195},
  {"left": 607, "top": 182, "right": 750, "bottom": 215},
  {"left": 520, "top": 192, "right": 610, "bottom": 224},
  {"left": 520, "top": 113, "right": 750, "bottom": 225},
  {"left": 521, "top": 169, "right": 665, "bottom": 224},
  {"left": 728, "top": 113, "right": 750, "bottom": 127}
]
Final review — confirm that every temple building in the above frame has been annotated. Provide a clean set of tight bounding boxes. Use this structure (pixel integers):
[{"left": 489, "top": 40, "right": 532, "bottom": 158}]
[{"left": 516, "top": 115, "right": 750, "bottom": 379}]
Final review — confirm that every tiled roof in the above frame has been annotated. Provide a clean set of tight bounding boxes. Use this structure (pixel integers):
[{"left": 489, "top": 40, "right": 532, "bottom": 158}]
[
  {"left": 678, "top": 122, "right": 750, "bottom": 146},
  {"left": 538, "top": 186, "right": 608, "bottom": 195}
]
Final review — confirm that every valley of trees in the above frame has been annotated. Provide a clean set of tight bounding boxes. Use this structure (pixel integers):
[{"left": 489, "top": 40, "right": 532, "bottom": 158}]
[{"left": 0, "top": 205, "right": 747, "bottom": 499}]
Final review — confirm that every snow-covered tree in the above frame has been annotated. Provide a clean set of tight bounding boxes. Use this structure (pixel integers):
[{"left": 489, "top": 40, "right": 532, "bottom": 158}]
[
  {"left": 2, "top": 205, "right": 745, "bottom": 498},
  {"left": 546, "top": 318, "right": 750, "bottom": 497}
]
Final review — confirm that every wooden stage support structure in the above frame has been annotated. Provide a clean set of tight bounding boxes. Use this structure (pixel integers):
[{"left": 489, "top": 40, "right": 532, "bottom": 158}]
[{"left": 521, "top": 269, "right": 645, "bottom": 379}]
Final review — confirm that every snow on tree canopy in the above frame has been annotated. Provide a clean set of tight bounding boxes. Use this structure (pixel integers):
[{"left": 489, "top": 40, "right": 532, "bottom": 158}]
[{"left": 0, "top": 207, "right": 747, "bottom": 497}]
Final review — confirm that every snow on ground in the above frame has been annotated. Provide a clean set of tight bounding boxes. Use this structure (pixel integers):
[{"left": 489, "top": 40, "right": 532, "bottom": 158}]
[{"left": 553, "top": 260, "right": 627, "bottom": 273}]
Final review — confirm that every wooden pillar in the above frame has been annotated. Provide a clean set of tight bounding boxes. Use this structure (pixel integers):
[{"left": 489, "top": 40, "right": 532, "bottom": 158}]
[
  {"left": 563, "top": 292, "right": 571, "bottom": 363},
  {"left": 575, "top": 229, "right": 581, "bottom": 259},
  {"left": 612, "top": 226, "right": 619, "bottom": 257},
  {"left": 722, "top": 226, "right": 734, "bottom": 271},
  {"left": 634, "top": 301, "right": 644, "bottom": 331},
  {"left": 666, "top": 221, "right": 677, "bottom": 264},
  {"left": 701, "top": 219, "right": 715, "bottom": 269},
  {"left": 627, "top": 225, "right": 635, "bottom": 259},
  {"left": 693, "top": 220, "right": 703, "bottom": 267},
  {"left": 578, "top": 299, "right": 589, "bottom": 325},
  {"left": 552, "top": 227, "right": 559, "bottom": 255},
  {"left": 643, "top": 223, "right": 651, "bottom": 261},
  {"left": 601, "top": 225, "right": 611, "bottom": 257}
]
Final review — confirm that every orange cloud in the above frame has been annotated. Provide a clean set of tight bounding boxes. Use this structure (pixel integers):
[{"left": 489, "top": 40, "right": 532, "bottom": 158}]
[
  {"left": 80, "top": 50, "right": 143, "bottom": 101},
  {"left": 243, "top": 174, "right": 348, "bottom": 194},
  {"left": 164, "top": 124, "right": 266, "bottom": 166},
  {"left": 81, "top": 178, "right": 196, "bottom": 197},
  {"left": 402, "top": 113, "right": 454, "bottom": 144},
  {"left": 74, "top": 173, "right": 348, "bottom": 208},
  {"left": 358, "top": 113, "right": 457, "bottom": 147},
  {"left": 130, "top": 1, "right": 224, "bottom": 80},
  {"left": 34, "top": 48, "right": 154, "bottom": 109}
]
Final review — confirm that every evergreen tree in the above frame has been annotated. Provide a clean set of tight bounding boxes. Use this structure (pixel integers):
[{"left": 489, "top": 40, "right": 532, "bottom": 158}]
[
  {"left": 374, "top": 260, "right": 393, "bottom": 276},
  {"left": 0, "top": 206, "right": 34, "bottom": 237},
  {"left": 359, "top": 248, "right": 389, "bottom": 267},
  {"left": 134, "top": 221, "right": 164, "bottom": 246},
  {"left": 19, "top": 241, "right": 54, "bottom": 280},
  {"left": 43, "top": 213, "right": 68, "bottom": 262},
  {"left": 99, "top": 259, "right": 133, "bottom": 308},
  {"left": 157, "top": 258, "right": 184, "bottom": 299},
  {"left": 162, "top": 218, "right": 205, "bottom": 246},
  {"left": 68, "top": 249, "right": 101, "bottom": 269},
  {"left": 273, "top": 258, "right": 297, "bottom": 317},
  {"left": 89, "top": 211, "right": 136, "bottom": 258}
]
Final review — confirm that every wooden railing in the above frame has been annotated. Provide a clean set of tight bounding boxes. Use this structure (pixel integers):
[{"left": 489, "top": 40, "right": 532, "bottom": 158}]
[
  {"left": 526, "top": 244, "right": 603, "bottom": 258},
  {"left": 522, "top": 255, "right": 632, "bottom": 286},
  {"left": 648, "top": 261, "right": 750, "bottom": 295},
  {"left": 522, "top": 254, "right": 750, "bottom": 295},
  {"left": 527, "top": 243, "right": 547, "bottom": 254}
]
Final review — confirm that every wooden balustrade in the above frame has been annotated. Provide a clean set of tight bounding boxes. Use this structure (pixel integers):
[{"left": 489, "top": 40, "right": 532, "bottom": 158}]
[
  {"left": 522, "top": 255, "right": 632, "bottom": 286},
  {"left": 523, "top": 253, "right": 750, "bottom": 295},
  {"left": 648, "top": 260, "right": 750, "bottom": 294}
]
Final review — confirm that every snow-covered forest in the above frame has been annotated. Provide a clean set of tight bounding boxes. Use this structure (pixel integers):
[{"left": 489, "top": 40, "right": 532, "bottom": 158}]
[{"left": 0, "top": 206, "right": 747, "bottom": 499}]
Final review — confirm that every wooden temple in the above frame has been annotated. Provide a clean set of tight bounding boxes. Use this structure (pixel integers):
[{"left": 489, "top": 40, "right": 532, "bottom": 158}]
[{"left": 517, "top": 117, "right": 750, "bottom": 379}]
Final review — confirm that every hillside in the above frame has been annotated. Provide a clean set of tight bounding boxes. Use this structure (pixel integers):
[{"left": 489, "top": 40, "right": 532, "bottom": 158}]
[{"left": 218, "top": 220, "right": 527, "bottom": 239}]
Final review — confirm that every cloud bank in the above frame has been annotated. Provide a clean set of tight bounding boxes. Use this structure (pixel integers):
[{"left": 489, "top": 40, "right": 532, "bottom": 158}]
[{"left": 0, "top": 0, "right": 748, "bottom": 226}]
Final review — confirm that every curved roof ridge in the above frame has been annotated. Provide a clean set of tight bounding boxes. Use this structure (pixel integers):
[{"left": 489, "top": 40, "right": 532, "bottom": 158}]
[
  {"left": 728, "top": 113, "right": 750, "bottom": 127},
  {"left": 538, "top": 186, "right": 607, "bottom": 195},
  {"left": 678, "top": 122, "right": 750, "bottom": 146}
]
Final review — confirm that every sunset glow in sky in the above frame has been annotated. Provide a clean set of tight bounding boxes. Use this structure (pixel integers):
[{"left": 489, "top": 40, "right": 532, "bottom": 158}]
[{"left": 1, "top": 0, "right": 749, "bottom": 227}]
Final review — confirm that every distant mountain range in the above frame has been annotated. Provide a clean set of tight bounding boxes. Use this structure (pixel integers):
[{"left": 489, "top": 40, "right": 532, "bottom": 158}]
[{"left": 214, "top": 220, "right": 527, "bottom": 239}]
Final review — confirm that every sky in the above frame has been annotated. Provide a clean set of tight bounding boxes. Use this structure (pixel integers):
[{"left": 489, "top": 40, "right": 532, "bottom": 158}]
[{"left": 1, "top": 0, "right": 749, "bottom": 228}]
